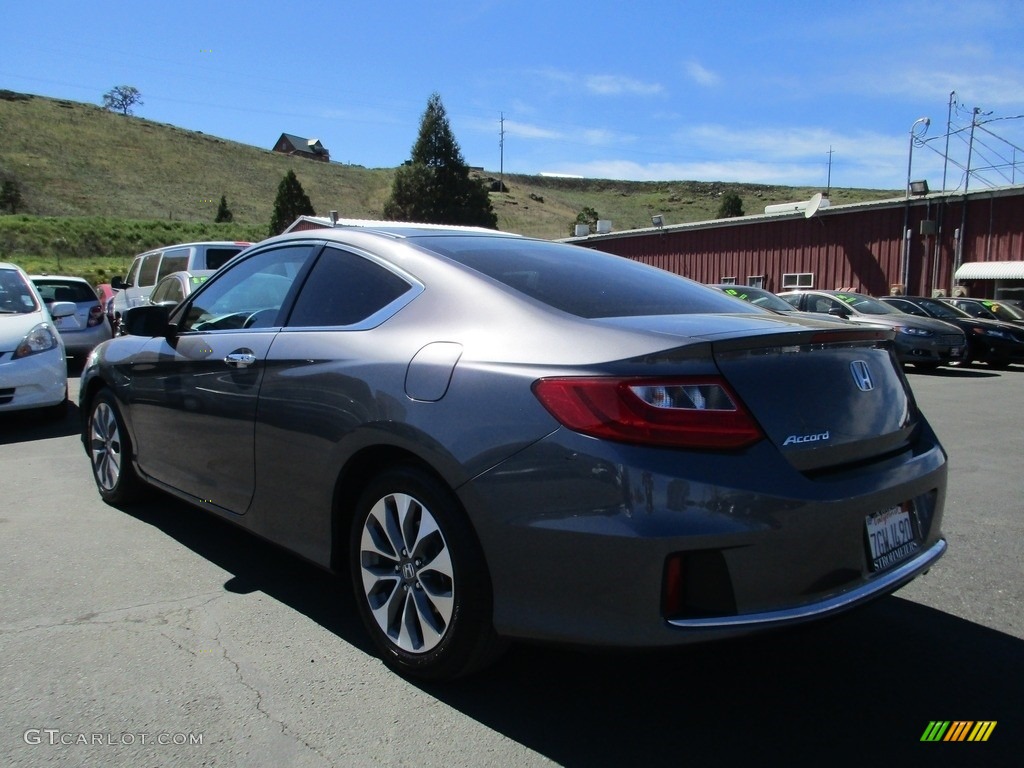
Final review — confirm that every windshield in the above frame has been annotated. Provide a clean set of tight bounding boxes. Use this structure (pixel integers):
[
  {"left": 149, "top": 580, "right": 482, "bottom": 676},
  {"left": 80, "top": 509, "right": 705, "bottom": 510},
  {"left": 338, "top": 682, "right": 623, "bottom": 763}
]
[
  {"left": 986, "top": 301, "right": 1024, "bottom": 321},
  {"left": 916, "top": 298, "right": 966, "bottom": 319},
  {"left": 415, "top": 236, "right": 761, "bottom": 319},
  {"left": 0, "top": 268, "right": 40, "bottom": 314},
  {"left": 834, "top": 293, "right": 900, "bottom": 316}
]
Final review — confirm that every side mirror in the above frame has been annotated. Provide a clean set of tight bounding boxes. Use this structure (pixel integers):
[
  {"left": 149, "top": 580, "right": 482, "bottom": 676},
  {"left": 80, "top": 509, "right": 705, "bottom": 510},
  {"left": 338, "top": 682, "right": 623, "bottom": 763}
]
[
  {"left": 48, "top": 301, "right": 77, "bottom": 320},
  {"left": 828, "top": 307, "right": 851, "bottom": 318},
  {"left": 122, "top": 304, "right": 171, "bottom": 337},
  {"left": 111, "top": 276, "right": 126, "bottom": 290}
]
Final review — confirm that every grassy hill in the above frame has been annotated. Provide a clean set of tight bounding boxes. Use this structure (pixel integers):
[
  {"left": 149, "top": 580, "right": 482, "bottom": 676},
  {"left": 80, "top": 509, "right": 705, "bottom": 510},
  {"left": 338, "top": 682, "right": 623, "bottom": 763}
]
[{"left": 1, "top": 89, "right": 898, "bottom": 280}]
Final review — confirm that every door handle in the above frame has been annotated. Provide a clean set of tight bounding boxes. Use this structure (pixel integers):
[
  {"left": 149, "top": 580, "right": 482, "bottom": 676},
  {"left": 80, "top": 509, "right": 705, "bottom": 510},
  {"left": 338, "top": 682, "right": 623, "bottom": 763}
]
[{"left": 224, "top": 350, "right": 257, "bottom": 368}]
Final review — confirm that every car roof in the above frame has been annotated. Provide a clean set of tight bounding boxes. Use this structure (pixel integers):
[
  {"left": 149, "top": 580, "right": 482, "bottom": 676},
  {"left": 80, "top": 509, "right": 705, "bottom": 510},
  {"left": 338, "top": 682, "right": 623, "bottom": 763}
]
[
  {"left": 28, "top": 274, "right": 91, "bottom": 283},
  {"left": 268, "top": 225, "right": 523, "bottom": 245},
  {"left": 159, "top": 269, "right": 217, "bottom": 279}
]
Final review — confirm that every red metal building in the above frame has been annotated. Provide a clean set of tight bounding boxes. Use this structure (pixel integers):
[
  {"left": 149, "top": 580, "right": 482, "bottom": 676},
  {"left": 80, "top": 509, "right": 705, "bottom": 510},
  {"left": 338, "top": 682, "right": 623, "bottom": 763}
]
[{"left": 570, "top": 185, "right": 1024, "bottom": 301}]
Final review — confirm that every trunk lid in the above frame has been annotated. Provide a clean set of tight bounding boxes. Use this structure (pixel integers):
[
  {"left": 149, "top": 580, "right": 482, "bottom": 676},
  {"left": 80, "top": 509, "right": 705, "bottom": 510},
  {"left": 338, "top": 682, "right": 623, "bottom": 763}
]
[{"left": 709, "top": 326, "right": 916, "bottom": 472}]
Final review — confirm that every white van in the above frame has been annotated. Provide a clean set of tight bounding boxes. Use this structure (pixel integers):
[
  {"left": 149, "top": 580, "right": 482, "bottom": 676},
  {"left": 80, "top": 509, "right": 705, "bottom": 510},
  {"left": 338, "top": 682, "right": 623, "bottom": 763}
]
[{"left": 111, "top": 241, "right": 251, "bottom": 321}]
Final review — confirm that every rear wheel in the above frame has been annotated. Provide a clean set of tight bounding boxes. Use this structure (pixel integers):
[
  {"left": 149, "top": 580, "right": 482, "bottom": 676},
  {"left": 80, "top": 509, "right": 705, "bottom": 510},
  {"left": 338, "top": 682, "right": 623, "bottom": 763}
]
[
  {"left": 349, "top": 466, "right": 505, "bottom": 680},
  {"left": 87, "top": 389, "right": 147, "bottom": 504}
]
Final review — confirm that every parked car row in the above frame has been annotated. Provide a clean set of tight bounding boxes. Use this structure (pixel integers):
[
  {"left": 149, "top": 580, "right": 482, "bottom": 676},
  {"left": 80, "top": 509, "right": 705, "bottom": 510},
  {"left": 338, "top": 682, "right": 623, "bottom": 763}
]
[
  {"left": 880, "top": 296, "right": 1024, "bottom": 369},
  {"left": 1, "top": 241, "right": 252, "bottom": 417},
  {"left": 714, "top": 285, "right": 1024, "bottom": 370}
]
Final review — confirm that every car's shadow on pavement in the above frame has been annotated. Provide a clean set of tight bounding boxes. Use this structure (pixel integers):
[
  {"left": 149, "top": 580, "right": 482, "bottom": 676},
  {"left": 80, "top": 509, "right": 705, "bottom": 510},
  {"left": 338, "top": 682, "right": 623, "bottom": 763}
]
[
  {"left": 122, "top": 494, "right": 1022, "bottom": 766},
  {"left": 906, "top": 365, "right": 1003, "bottom": 378},
  {"left": 0, "top": 402, "right": 82, "bottom": 444}
]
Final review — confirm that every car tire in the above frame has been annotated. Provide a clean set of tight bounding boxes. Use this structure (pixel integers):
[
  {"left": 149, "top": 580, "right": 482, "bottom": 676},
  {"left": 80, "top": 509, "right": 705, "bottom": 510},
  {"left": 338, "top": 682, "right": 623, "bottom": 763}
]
[
  {"left": 87, "top": 389, "right": 147, "bottom": 504},
  {"left": 349, "top": 465, "right": 506, "bottom": 681}
]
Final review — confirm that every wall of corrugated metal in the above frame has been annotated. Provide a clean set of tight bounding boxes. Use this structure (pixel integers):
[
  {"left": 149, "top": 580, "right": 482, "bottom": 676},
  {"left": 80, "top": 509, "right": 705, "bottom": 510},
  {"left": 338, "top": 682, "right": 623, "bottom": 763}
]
[{"left": 578, "top": 188, "right": 1024, "bottom": 298}]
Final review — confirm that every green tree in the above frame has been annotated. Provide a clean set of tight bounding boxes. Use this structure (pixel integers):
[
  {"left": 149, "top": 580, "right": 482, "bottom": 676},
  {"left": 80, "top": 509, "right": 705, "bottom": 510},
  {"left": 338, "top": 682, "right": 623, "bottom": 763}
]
[
  {"left": 268, "top": 170, "right": 315, "bottom": 236},
  {"left": 383, "top": 93, "right": 497, "bottom": 228},
  {"left": 0, "top": 180, "right": 23, "bottom": 214},
  {"left": 571, "top": 206, "right": 600, "bottom": 236},
  {"left": 215, "top": 195, "right": 234, "bottom": 223},
  {"left": 717, "top": 192, "right": 744, "bottom": 218},
  {"left": 102, "top": 85, "right": 143, "bottom": 116}
]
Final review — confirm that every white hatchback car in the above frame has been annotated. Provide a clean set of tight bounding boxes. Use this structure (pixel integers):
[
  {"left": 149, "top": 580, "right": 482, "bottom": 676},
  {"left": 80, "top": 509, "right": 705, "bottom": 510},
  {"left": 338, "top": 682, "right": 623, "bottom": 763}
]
[{"left": 0, "top": 262, "right": 71, "bottom": 417}]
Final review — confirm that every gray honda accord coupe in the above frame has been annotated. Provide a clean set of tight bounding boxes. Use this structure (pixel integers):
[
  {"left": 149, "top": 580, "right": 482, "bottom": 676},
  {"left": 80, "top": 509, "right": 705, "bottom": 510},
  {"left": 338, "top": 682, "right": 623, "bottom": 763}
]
[{"left": 79, "top": 225, "right": 947, "bottom": 680}]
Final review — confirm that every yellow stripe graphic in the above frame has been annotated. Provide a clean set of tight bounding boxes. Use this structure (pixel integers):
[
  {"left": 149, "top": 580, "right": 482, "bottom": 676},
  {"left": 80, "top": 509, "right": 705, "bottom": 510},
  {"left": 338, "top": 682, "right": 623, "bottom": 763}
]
[{"left": 967, "top": 721, "right": 996, "bottom": 742}]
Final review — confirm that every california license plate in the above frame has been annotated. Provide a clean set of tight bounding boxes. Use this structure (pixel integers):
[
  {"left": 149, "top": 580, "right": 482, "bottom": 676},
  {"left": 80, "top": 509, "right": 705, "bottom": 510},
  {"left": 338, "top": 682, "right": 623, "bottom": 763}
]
[{"left": 865, "top": 504, "right": 920, "bottom": 571}]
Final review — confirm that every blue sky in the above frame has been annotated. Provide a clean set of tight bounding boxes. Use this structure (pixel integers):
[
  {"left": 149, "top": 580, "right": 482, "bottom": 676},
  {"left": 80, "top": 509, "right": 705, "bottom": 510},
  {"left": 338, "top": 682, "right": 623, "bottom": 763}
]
[{"left": 3, "top": 1, "right": 1023, "bottom": 190}]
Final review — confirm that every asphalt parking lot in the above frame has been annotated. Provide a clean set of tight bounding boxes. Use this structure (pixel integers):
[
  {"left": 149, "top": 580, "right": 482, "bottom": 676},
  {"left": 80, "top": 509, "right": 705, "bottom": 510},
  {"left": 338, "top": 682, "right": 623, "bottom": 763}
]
[{"left": 1, "top": 367, "right": 1021, "bottom": 767}]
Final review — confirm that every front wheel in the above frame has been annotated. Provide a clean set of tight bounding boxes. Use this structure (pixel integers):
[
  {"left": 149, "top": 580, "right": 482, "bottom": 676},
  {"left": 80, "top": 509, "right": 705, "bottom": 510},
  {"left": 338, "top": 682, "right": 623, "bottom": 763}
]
[
  {"left": 87, "top": 389, "right": 147, "bottom": 504},
  {"left": 349, "top": 466, "right": 505, "bottom": 681}
]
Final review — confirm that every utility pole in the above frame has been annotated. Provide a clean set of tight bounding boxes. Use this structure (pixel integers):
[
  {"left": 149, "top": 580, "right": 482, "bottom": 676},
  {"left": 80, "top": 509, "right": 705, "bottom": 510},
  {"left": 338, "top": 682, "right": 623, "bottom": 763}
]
[
  {"left": 942, "top": 91, "right": 955, "bottom": 192},
  {"left": 499, "top": 112, "right": 505, "bottom": 193},
  {"left": 826, "top": 146, "right": 833, "bottom": 196}
]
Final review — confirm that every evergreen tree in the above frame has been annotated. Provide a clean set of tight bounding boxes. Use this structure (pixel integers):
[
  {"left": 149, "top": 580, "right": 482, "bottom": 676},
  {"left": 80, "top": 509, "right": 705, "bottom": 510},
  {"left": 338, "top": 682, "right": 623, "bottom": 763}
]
[
  {"left": 717, "top": 192, "right": 744, "bottom": 218},
  {"left": 383, "top": 93, "right": 497, "bottom": 228},
  {"left": 269, "top": 170, "right": 314, "bottom": 236},
  {"left": 215, "top": 195, "right": 234, "bottom": 223},
  {"left": 0, "top": 180, "right": 22, "bottom": 214}
]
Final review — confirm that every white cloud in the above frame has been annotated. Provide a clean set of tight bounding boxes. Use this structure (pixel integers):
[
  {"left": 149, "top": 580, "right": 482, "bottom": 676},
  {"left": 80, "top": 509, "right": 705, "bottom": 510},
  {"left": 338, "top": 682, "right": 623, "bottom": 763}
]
[
  {"left": 504, "top": 120, "right": 565, "bottom": 140},
  {"left": 584, "top": 74, "right": 664, "bottom": 96},
  {"left": 684, "top": 61, "right": 720, "bottom": 87}
]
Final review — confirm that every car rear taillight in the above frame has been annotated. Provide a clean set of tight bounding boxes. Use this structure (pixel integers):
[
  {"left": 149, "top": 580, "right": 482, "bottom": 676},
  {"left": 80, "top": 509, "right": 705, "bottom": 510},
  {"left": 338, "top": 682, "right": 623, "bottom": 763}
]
[
  {"left": 87, "top": 305, "right": 105, "bottom": 327},
  {"left": 532, "top": 376, "right": 763, "bottom": 449}
]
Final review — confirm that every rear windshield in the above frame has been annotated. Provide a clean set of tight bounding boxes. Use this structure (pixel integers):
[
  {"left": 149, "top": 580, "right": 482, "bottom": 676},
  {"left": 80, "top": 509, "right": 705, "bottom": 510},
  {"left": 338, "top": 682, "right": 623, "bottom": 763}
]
[
  {"left": 413, "top": 236, "right": 754, "bottom": 319},
  {"left": 31, "top": 279, "right": 98, "bottom": 304}
]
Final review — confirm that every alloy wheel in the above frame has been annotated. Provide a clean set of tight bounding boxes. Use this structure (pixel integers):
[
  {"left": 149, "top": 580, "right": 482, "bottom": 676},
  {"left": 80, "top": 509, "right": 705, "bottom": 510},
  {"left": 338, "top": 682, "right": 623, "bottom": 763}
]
[
  {"left": 90, "top": 401, "right": 123, "bottom": 492},
  {"left": 357, "top": 492, "right": 455, "bottom": 654}
]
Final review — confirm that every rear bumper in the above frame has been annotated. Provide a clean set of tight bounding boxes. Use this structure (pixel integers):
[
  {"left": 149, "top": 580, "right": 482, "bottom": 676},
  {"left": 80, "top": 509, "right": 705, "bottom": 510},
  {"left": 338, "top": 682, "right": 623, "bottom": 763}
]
[
  {"left": 464, "top": 420, "right": 947, "bottom": 648},
  {"left": 668, "top": 538, "right": 945, "bottom": 630}
]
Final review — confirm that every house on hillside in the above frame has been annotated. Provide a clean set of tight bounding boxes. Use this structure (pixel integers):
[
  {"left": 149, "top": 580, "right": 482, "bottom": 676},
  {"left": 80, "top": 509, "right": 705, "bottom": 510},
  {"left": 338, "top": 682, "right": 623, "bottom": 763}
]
[{"left": 272, "top": 133, "right": 330, "bottom": 162}]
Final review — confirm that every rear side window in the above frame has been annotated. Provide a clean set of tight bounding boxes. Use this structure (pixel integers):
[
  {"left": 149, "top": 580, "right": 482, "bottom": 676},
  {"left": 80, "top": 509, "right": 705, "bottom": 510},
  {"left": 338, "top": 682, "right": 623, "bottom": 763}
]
[
  {"left": 288, "top": 246, "right": 412, "bottom": 327},
  {"left": 157, "top": 248, "right": 190, "bottom": 279},
  {"left": 415, "top": 236, "right": 748, "bottom": 319},
  {"left": 204, "top": 247, "right": 246, "bottom": 270}
]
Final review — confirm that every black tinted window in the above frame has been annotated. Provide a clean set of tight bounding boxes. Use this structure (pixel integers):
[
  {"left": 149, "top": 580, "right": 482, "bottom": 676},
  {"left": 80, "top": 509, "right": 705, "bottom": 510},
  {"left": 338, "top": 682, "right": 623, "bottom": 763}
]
[
  {"left": 288, "top": 247, "right": 411, "bottom": 327},
  {"left": 138, "top": 254, "right": 161, "bottom": 286},
  {"left": 415, "top": 236, "right": 750, "bottom": 318},
  {"left": 205, "top": 247, "right": 246, "bottom": 270}
]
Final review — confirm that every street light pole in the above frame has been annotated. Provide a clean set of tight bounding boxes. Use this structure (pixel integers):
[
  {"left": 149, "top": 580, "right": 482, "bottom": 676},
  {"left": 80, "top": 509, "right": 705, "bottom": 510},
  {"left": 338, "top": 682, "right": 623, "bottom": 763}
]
[
  {"left": 906, "top": 117, "right": 931, "bottom": 198},
  {"left": 901, "top": 117, "right": 931, "bottom": 291}
]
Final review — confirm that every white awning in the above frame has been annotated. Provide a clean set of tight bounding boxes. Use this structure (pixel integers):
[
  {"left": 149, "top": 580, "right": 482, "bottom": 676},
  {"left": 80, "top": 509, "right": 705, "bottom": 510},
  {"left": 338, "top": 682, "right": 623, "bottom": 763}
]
[{"left": 955, "top": 261, "right": 1024, "bottom": 280}]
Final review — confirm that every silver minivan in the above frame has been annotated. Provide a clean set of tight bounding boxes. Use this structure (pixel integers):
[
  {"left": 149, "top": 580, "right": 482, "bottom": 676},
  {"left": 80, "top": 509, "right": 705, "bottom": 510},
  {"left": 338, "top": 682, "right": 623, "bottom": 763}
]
[{"left": 111, "top": 241, "right": 250, "bottom": 323}]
